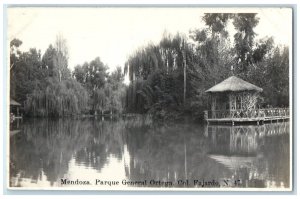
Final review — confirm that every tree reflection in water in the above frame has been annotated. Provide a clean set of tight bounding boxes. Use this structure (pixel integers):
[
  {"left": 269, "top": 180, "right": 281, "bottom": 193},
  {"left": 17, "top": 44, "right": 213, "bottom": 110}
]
[{"left": 10, "top": 118, "right": 290, "bottom": 189}]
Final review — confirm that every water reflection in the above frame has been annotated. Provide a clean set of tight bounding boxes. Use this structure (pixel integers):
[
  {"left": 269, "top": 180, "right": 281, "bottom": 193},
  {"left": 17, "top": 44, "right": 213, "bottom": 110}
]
[
  {"left": 9, "top": 118, "right": 290, "bottom": 189},
  {"left": 205, "top": 122, "right": 290, "bottom": 188}
]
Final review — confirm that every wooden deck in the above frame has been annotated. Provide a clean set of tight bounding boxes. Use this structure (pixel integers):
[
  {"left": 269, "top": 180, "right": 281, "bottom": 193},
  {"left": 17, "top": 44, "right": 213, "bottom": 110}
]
[{"left": 204, "top": 108, "right": 289, "bottom": 125}]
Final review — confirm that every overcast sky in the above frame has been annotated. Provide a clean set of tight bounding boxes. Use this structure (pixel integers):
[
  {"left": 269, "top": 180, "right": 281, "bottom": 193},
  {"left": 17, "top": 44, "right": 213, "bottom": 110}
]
[{"left": 8, "top": 7, "right": 292, "bottom": 73}]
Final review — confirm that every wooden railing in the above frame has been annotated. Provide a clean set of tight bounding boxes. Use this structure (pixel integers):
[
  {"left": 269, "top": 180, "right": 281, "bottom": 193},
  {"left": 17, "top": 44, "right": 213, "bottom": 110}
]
[{"left": 204, "top": 108, "right": 289, "bottom": 120}]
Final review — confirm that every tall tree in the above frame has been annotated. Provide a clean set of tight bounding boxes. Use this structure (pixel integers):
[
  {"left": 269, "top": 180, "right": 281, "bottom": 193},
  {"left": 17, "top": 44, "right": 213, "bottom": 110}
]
[
  {"left": 72, "top": 57, "right": 109, "bottom": 114},
  {"left": 10, "top": 38, "right": 23, "bottom": 70},
  {"left": 233, "top": 13, "right": 259, "bottom": 76},
  {"left": 10, "top": 41, "right": 44, "bottom": 102},
  {"left": 42, "top": 45, "right": 57, "bottom": 77},
  {"left": 54, "top": 33, "right": 70, "bottom": 81}
]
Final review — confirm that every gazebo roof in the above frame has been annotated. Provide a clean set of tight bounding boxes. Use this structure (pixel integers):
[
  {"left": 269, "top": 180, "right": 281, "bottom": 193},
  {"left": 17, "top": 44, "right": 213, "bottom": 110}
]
[
  {"left": 205, "top": 76, "right": 263, "bottom": 93},
  {"left": 10, "top": 99, "right": 21, "bottom": 106}
]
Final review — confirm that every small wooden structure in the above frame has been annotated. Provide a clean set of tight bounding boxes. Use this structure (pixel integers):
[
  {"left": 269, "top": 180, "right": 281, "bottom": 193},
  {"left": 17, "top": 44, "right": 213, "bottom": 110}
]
[
  {"left": 10, "top": 99, "right": 22, "bottom": 120},
  {"left": 204, "top": 76, "right": 289, "bottom": 125}
]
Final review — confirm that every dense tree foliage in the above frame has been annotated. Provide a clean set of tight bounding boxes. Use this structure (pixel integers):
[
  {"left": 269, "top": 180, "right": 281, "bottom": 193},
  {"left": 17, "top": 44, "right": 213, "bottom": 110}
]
[
  {"left": 73, "top": 59, "right": 126, "bottom": 115},
  {"left": 10, "top": 36, "right": 89, "bottom": 117},
  {"left": 10, "top": 35, "right": 125, "bottom": 117},
  {"left": 124, "top": 33, "right": 201, "bottom": 120},
  {"left": 10, "top": 13, "right": 289, "bottom": 120},
  {"left": 124, "top": 13, "right": 290, "bottom": 121}
]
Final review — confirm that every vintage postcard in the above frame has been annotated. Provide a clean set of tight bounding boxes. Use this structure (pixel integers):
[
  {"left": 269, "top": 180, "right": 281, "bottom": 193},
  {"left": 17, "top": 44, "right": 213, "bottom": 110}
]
[{"left": 6, "top": 6, "right": 293, "bottom": 191}]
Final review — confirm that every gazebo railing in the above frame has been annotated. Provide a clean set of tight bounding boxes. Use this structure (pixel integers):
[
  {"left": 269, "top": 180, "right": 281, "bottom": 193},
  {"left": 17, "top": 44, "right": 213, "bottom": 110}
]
[{"left": 205, "top": 108, "right": 289, "bottom": 120}]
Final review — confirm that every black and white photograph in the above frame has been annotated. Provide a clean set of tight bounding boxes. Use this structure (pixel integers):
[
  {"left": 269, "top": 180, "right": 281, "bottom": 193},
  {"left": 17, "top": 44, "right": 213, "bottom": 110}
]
[{"left": 6, "top": 6, "right": 292, "bottom": 191}]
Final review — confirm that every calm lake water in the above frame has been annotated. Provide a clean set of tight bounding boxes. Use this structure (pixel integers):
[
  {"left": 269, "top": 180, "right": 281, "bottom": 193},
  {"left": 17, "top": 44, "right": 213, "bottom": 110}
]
[{"left": 9, "top": 117, "right": 290, "bottom": 189}]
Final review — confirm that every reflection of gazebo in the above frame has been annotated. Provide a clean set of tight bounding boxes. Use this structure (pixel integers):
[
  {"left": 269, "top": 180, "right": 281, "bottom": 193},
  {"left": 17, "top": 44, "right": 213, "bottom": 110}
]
[
  {"left": 204, "top": 76, "right": 289, "bottom": 124},
  {"left": 205, "top": 125, "right": 261, "bottom": 156},
  {"left": 208, "top": 155, "right": 256, "bottom": 171}
]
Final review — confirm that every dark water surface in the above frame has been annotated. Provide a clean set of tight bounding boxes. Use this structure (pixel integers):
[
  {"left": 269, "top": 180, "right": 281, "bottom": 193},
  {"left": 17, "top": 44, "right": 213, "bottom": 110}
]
[{"left": 9, "top": 117, "right": 290, "bottom": 189}]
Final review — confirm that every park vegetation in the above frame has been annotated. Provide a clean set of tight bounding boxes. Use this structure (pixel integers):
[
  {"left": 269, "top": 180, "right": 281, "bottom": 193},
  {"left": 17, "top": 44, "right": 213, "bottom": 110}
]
[
  {"left": 10, "top": 13, "right": 289, "bottom": 121},
  {"left": 10, "top": 34, "right": 125, "bottom": 117},
  {"left": 124, "top": 13, "right": 289, "bottom": 121}
]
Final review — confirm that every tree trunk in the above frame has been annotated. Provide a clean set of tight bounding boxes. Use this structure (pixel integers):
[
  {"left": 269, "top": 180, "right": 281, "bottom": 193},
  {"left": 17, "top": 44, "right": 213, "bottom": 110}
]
[{"left": 183, "top": 42, "right": 187, "bottom": 105}]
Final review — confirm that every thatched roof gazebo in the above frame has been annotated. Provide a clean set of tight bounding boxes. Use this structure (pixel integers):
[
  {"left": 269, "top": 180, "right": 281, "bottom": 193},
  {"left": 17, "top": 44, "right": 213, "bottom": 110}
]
[
  {"left": 205, "top": 76, "right": 263, "bottom": 93},
  {"left": 10, "top": 99, "right": 22, "bottom": 118},
  {"left": 204, "top": 76, "right": 289, "bottom": 124},
  {"left": 205, "top": 76, "right": 263, "bottom": 112},
  {"left": 204, "top": 76, "right": 264, "bottom": 124},
  {"left": 10, "top": 99, "right": 21, "bottom": 106}
]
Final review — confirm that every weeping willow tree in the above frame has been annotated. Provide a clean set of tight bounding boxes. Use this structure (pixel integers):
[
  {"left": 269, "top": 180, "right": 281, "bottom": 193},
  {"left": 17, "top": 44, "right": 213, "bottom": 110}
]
[
  {"left": 124, "top": 33, "right": 201, "bottom": 120},
  {"left": 21, "top": 34, "right": 89, "bottom": 117},
  {"left": 24, "top": 78, "right": 88, "bottom": 117}
]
